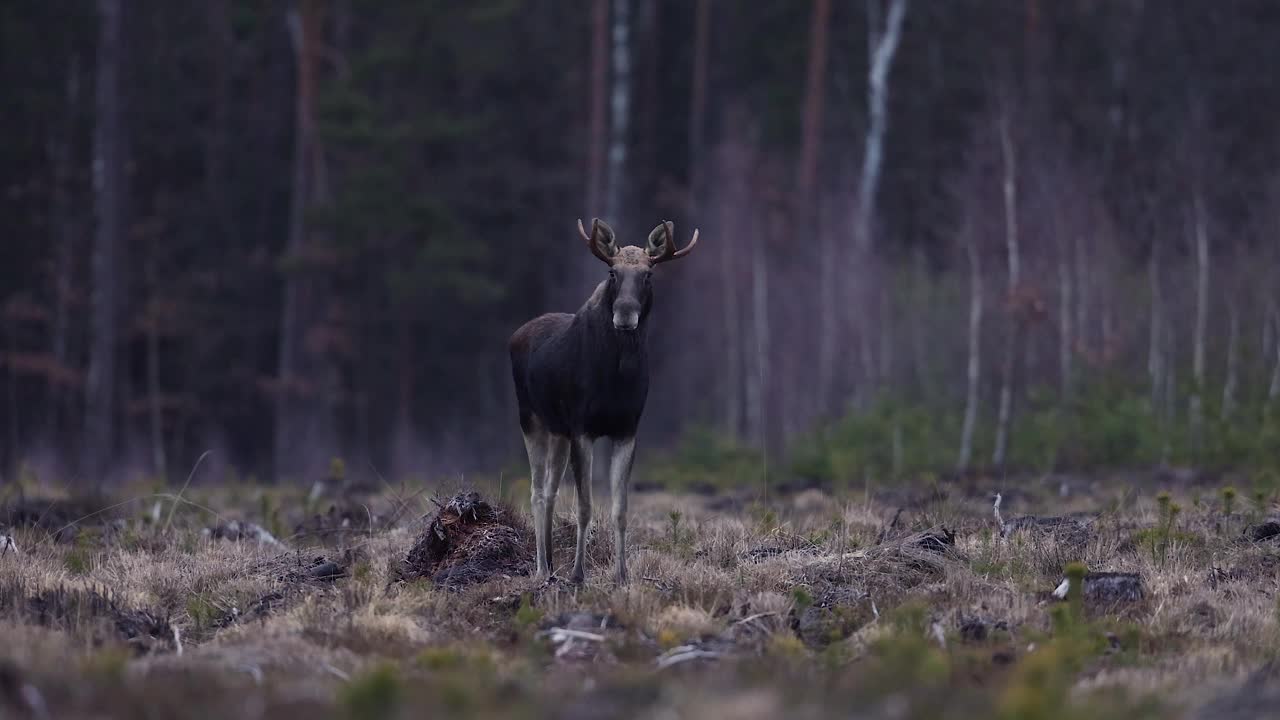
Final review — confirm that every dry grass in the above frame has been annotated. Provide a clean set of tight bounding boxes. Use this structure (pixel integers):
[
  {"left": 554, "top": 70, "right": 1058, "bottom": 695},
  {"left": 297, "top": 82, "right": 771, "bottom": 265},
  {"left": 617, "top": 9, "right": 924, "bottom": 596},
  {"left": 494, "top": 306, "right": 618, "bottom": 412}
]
[{"left": 1, "top": 475, "right": 1278, "bottom": 719}]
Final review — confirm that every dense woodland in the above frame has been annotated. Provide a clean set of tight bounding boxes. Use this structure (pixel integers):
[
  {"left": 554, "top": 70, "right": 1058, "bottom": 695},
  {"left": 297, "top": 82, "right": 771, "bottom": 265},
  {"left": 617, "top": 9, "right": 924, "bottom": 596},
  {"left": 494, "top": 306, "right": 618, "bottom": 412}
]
[{"left": 2, "top": 0, "right": 1280, "bottom": 486}]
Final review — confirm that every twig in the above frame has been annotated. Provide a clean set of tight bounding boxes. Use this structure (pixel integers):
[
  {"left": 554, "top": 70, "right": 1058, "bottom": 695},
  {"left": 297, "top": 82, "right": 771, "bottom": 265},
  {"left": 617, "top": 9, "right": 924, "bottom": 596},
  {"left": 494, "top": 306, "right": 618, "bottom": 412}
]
[
  {"left": 542, "top": 628, "right": 606, "bottom": 643},
  {"left": 164, "top": 450, "right": 212, "bottom": 533},
  {"left": 321, "top": 662, "right": 351, "bottom": 681},
  {"left": 172, "top": 625, "right": 184, "bottom": 656},
  {"left": 732, "top": 611, "right": 777, "bottom": 627},
  {"left": 655, "top": 646, "right": 723, "bottom": 670}
]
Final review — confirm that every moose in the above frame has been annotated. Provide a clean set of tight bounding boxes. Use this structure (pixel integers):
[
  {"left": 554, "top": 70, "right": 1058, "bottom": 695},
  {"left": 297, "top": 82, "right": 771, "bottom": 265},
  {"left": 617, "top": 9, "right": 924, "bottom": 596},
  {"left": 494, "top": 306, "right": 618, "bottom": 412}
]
[{"left": 509, "top": 218, "right": 699, "bottom": 583}]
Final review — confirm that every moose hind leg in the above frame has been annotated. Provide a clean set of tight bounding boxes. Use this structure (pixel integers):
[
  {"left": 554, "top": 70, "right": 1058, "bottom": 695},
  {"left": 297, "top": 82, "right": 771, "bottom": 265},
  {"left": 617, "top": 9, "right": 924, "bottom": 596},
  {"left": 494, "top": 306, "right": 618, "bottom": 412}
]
[
  {"left": 609, "top": 436, "right": 636, "bottom": 584},
  {"left": 568, "top": 436, "right": 593, "bottom": 584},
  {"left": 541, "top": 434, "right": 571, "bottom": 577},
  {"left": 523, "top": 422, "right": 551, "bottom": 578}
]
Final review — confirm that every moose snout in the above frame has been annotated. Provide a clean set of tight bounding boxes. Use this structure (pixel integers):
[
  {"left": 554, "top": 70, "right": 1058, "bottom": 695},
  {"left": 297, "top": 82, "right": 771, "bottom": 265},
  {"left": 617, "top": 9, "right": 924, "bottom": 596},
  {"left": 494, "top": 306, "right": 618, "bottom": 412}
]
[{"left": 612, "top": 302, "right": 640, "bottom": 330}]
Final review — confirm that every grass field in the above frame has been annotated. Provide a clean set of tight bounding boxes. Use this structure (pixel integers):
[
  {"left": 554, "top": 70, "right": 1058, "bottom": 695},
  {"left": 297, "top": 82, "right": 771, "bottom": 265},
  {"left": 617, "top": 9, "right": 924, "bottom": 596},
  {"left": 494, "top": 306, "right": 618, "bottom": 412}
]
[{"left": 1, "top": 469, "right": 1278, "bottom": 719}]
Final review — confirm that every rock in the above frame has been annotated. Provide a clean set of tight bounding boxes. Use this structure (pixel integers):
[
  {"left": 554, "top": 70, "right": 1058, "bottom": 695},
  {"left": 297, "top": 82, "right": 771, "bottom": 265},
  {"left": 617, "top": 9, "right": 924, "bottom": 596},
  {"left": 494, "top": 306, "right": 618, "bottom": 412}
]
[
  {"left": 204, "top": 520, "right": 286, "bottom": 549},
  {"left": 1051, "top": 571, "right": 1143, "bottom": 605},
  {"left": 307, "top": 561, "right": 345, "bottom": 581},
  {"left": 958, "top": 615, "right": 1008, "bottom": 643},
  {"left": 1245, "top": 519, "right": 1280, "bottom": 541},
  {"left": 903, "top": 526, "right": 956, "bottom": 554}
]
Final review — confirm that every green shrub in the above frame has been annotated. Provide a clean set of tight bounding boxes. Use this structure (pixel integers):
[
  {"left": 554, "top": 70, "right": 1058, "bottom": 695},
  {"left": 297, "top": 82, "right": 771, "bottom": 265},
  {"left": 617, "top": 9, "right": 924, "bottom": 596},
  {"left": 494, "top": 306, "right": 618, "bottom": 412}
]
[
  {"left": 643, "top": 425, "right": 766, "bottom": 491},
  {"left": 340, "top": 663, "right": 402, "bottom": 720}
]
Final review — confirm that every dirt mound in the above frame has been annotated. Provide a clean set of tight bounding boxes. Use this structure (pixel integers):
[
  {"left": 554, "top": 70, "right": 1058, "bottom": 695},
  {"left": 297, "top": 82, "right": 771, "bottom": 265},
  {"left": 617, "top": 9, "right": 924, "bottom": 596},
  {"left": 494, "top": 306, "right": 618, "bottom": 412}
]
[
  {"left": 0, "top": 580, "right": 175, "bottom": 655},
  {"left": 397, "top": 492, "right": 533, "bottom": 587}
]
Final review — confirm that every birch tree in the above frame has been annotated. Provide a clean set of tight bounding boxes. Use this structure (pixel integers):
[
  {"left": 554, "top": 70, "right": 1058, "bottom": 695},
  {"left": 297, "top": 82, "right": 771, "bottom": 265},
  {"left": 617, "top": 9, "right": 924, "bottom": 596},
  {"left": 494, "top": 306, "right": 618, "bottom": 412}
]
[
  {"left": 605, "top": 0, "right": 631, "bottom": 224},
  {"left": 992, "top": 105, "right": 1020, "bottom": 469},
  {"left": 852, "top": 0, "right": 908, "bottom": 402},
  {"left": 958, "top": 220, "right": 983, "bottom": 471},
  {"left": 1188, "top": 178, "right": 1209, "bottom": 451},
  {"left": 586, "top": 0, "right": 608, "bottom": 216}
]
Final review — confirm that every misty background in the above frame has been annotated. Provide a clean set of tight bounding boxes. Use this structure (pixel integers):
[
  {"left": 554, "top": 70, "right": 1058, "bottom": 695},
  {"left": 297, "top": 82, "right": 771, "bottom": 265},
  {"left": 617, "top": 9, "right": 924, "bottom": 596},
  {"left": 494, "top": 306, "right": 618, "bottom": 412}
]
[{"left": 2, "top": 0, "right": 1279, "bottom": 488}]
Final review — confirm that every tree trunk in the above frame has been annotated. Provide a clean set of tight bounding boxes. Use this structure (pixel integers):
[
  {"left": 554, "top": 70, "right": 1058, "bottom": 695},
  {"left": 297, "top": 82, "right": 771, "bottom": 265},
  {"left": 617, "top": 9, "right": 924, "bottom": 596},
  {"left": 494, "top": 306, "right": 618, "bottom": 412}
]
[
  {"left": 854, "top": 0, "right": 908, "bottom": 259},
  {"left": 1221, "top": 287, "right": 1239, "bottom": 421},
  {"left": 852, "top": 0, "right": 908, "bottom": 402},
  {"left": 6, "top": 318, "right": 17, "bottom": 470},
  {"left": 47, "top": 54, "right": 82, "bottom": 442},
  {"left": 635, "top": 0, "right": 659, "bottom": 192},
  {"left": 1189, "top": 185, "right": 1209, "bottom": 451},
  {"left": 1073, "top": 227, "right": 1089, "bottom": 360},
  {"left": 746, "top": 214, "right": 770, "bottom": 481},
  {"left": 800, "top": 0, "right": 834, "bottom": 412},
  {"left": 391, "top": 316, "right": 415, "bottom": 474},
  {"left": 879, "top": 284, "right": 894, "bottom": 391},
  {"left": 797, "top": 0, "right": 832, "bottom": 203},
  {"left": 687, "top": 0, "right": 711, "bottom": 221},
  {"left": 587, "top": 0, "right": 608, "bottom": 215},
  {"left": 277, "top": 0, "right": 324, "bottom": 481},
  {"left": 206, "top": 0, "right": 232, "bottom": 235},
  {"left": 1268, "top": 306, "right": 1280, "bottom": 408},
  {"left": 910, "top": 247, "right": 931, "bottom": 402},
  {"left": 1262, "top": 300, "right": 1275, "bottom": 386},
  {"left": 145, "top": 261, "right": 166, "bottom": 480},
  {"left": 605, "top": 0, "right": 632, "bottom": 224},
  {"left": 85, "top": 0, "right": 126, "bottom": 482},
  {"left": 992, "top": 107, "right": 1020, "bottom": 470},
  {"left": 958, "top": 227, "right": 984, "bottom": 472},
  {"left": 1058, "top": 233, "right": 1074, "bottom": 402},
  {"left": 720, "top": 194, "right": 742, "bottom": 438},
  {"left": 1147, "top": 235, "right": 1163, "bottom": 411},
  {"left": 1161, "top": 298, "right": 1177, "bottom": 465}
]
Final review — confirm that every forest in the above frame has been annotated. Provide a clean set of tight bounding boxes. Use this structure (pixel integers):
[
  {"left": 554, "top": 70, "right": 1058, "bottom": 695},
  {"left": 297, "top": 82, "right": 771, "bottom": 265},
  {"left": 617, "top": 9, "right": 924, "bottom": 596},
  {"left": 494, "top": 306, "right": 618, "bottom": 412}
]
[
  {"left": 2, "top": 0, "right": 1280, "bottom": 488},
  {"left": 7, "top": 4, "right": 1280, "bottom": 720}
]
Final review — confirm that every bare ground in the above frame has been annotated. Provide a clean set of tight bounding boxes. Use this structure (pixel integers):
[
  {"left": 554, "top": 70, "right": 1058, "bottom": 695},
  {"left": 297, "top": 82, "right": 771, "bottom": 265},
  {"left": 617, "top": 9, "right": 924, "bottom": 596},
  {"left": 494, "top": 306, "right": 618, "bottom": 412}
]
[{"left": 1, "top": 472, "right": 1278, "bottom": 719}]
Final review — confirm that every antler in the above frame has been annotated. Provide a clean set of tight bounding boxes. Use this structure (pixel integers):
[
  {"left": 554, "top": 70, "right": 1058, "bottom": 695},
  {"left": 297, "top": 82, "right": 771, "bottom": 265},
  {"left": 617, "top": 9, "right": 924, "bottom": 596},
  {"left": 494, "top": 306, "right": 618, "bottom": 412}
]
[
  {"left": 578, "top": 218, "right": 616, "bottom": 265},
  {"left": 648, "top": 221, "right": 700, "bottom": 264}
]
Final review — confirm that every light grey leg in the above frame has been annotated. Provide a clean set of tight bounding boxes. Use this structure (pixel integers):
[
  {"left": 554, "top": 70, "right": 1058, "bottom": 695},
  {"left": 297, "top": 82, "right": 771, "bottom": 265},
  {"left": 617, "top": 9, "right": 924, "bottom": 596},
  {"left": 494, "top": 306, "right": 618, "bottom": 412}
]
[
  {"left": 609, "top": 436, "right": 636, "bottom": 584},
  {"left": 523, "top": 425, "right": 551, "bottom": 578},
  {"left": 568, "top": 436, "right": 593, "bottom": 583},
  {"left": 541, "top": 434, "right": 571, "bottom": 577}
]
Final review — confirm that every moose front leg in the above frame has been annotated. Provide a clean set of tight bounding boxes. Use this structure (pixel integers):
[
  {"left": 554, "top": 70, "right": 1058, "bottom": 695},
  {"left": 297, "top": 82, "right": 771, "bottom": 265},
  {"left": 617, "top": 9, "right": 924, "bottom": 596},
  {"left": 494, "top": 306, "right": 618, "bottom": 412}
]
[
  {"left": 608, "top": 436, "right": 636, "bottom": 584},
  {"left": 522, "top": 426, "right": 549, "bottom": 578},
  {"left": 538, "top": 435, "right": 570, "bottom": 578},
  {"left": 568, "top": 436, "right": 593, "bottom": 584}
]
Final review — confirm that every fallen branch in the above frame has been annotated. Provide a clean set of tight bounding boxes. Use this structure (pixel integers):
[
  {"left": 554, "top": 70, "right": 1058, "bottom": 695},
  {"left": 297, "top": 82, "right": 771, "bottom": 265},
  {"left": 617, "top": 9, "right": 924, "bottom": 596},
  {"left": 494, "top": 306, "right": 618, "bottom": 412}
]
[
  {"left": 732, "top": 611, "right": 778, "bottom": 627},
  {"left": 655, "top": 645, "right": 723, "bottom": 670},
  {"left": 542, "top": 628, "right": 606, "bottom": 643}
]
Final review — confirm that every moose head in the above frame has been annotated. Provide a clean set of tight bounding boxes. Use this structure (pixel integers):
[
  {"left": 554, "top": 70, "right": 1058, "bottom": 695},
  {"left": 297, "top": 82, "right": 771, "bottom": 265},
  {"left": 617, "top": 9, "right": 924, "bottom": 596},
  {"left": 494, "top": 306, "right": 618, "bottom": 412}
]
[{"left": 577, "top": 218, "right": 699, "bottom": 331}]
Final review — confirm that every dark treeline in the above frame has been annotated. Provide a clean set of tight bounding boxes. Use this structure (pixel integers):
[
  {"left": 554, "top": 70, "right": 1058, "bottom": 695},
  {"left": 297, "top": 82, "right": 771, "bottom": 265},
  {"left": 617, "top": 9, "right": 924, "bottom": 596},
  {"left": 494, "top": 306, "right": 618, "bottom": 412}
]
[{"left": 2, "top": 1, "right": 1279, "bottom": 486}]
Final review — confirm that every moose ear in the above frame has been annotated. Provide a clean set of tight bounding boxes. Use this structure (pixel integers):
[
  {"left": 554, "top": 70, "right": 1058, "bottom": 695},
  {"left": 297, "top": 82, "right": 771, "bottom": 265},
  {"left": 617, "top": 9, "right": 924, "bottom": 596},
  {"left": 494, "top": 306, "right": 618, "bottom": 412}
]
[
  {"left": 580, "top": 218, "right": 617, "bottom": 264},
  {"left": 646, "top": 221, "right": 674, "bottom": 258},
  {"left": 593, "top": 219, "right": 617, "bottom": 255}
]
